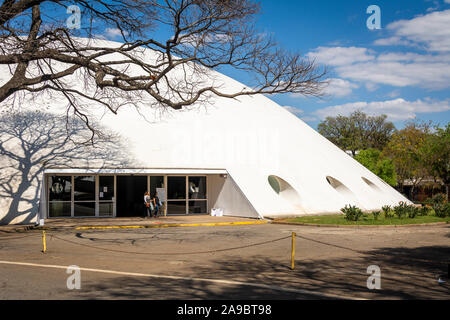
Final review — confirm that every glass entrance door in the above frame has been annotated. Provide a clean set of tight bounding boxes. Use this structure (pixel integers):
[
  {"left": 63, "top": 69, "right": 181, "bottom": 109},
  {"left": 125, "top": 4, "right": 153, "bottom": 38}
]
[
  {"left": 99, "top": 176, "right": 115, "bottom": 216},
  {"left": 167, "top": 176, "right": 186, "bottom": 214},
  {"left": 74, "top": 176, "right": 96, "bottom": 217},
  {"left": 166, "top": 176, "right": 208, "bottom": 215}
]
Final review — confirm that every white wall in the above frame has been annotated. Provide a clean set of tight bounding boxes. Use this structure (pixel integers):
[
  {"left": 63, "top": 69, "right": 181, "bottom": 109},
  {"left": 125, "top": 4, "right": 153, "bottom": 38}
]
[{"left": 208, "top": 174, "right": 260, "bottom": 219}]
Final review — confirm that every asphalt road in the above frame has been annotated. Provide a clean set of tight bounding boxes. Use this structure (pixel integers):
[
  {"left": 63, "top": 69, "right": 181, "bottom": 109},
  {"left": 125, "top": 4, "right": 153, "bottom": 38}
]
[{"left": 0, "top": 223, "right": 449, "bottom": 300}]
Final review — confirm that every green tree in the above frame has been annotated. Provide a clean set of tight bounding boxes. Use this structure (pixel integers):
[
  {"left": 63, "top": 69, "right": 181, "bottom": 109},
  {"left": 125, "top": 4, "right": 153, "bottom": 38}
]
[
  {"left": 354, "top": 148, "right": 397, "bottom": 186},
  {"left": 383, "top": 121, "right": 431, "bottom": 198},
  {"left": 318, "top": 111, "right": 396, "bottom": 156},
  {"left": 422, "top": 123, "right": 450, "bottom": 200}
]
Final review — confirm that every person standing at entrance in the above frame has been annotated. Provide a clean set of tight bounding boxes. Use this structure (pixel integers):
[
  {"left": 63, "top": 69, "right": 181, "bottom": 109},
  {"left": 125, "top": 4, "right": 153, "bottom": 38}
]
[
  {"left": 144, "top": 191, "right": 153, "bottom": 218},
  {"left": 152, "top": 192, "right": 162, "bottom": 217}
]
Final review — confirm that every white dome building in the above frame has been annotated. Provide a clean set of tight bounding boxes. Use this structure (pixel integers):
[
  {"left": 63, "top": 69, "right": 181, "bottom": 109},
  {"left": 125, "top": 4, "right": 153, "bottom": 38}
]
[{"left": 0, "top": 39, "right": 410, "bottom": 224}]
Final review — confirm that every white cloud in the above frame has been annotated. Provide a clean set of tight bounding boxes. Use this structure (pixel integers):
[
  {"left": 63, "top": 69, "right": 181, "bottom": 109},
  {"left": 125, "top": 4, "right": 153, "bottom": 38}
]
[
  {"left": 336, "top": 59, "right": 450, "bottom": 89},
  {"left": 300, "top": 116, "right": 318, "bottom": 122},
  {"left": 377, "top": 9, "right": 450, "bottom": 52},
  {"left": 365, "top": 82, "right": 379, "bottom": 92},
  {"left": 283, "top": 106, "right": 318, "bottom": 122},
  {"left": 373, "top": 36, "right": 415, "bottom": 47},
  {"left": 323, "top": 78, "right": 359, "bottom": 97},
  {"left": 282, "top": 106, "right": 304, "bottom": 115},
  {"left": 307, "top": 46, "right": 450, "bottom": 90},
  {"left": 104, "top": 28, "right": 129, "bottom": 39},
  {"left": 306, "top": 47, "right": 375, "bottom": 66},
  {"left": 386, "top": 90, "right": 401, "bottom": 98},
  {"left": 315, "top": 98, "right": 450, "bottom": 121},
  {"left": 307, "top": 43, "right": 450, "bottom": 90}
]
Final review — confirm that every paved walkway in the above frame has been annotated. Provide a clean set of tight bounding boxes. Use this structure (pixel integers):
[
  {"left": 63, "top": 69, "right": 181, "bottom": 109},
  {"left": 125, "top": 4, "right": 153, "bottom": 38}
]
[{"left": 0, "top": 215, "right": 263, "bottom": 232}]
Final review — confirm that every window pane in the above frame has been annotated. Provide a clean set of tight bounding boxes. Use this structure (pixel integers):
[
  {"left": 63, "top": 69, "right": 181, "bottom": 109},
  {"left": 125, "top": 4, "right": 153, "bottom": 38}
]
[
  {"left": 49, "top": 176, "right": 72, "bottom": 201},
  {"left": 48, "top": 202, "right": 71, "bottom": 217},
  {"left": 167, "top": 201, "right": 186, "bottom": 214},
  {"left": 74, "top": 202, "right": 95, "bottom": 217},
  {"left": 99, "top": 202, "right": 114, "bottom": 216},
  {"left": 74, "top": 176, "right": 95, "bottom": 201},
  {"left": 167, "top": 176, "right": 186, "bottom": 200},
  {"left": 99, "top": 176, "right": 114, "bottom": 201},
  {"left": 188, "top": 176, "right": 207, "bottom": 199},
  {"left": 150, "top": 176, "right": 164, "bottom": 198},
  {"left": 188, "top": 200, "right": 207, "bottom": 214}
]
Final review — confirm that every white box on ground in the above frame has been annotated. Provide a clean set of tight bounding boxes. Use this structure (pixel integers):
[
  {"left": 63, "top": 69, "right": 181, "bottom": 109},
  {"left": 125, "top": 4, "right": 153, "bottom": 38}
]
[{"left": 211, "top": 208, "right": 223, "bottom": 217}]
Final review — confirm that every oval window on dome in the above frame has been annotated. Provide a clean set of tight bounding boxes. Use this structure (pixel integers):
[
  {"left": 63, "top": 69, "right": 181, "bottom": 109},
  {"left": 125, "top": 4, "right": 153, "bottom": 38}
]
[
  {"left": 268, "top": 175, "right": 302, "bottom": 208},
  {"left": 362, "top": 177, "right": 382, "bottom": 191},
  {"left": 326, "top": 176, "right": 357, "bottom": 201}
]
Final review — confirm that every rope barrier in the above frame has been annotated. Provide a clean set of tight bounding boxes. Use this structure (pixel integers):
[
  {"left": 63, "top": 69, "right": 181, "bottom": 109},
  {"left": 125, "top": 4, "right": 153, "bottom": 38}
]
[
  {"left": 49, "top": 234, "right": 292, "bottom": 256},
  {"left": 294, "top": 233, "right": 449, "bottom": 266},
  {"left": 1, "top": 227, "right": 447, "bottom": 267}
]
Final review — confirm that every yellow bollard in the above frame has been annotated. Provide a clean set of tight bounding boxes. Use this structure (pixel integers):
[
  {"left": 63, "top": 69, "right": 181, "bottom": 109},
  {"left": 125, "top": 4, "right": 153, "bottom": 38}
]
[
  {"left": 291, "top": 232, "right": 295, "bottom": 270},
  {"left": 42, "top": 231, "right": 46, "bottom": 253}
]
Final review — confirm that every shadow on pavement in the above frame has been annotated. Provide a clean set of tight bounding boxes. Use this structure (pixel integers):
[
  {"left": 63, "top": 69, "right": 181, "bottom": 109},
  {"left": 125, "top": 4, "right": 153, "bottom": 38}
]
[{"left": 77, "top": 245, "right": 449, "bottom": 300}]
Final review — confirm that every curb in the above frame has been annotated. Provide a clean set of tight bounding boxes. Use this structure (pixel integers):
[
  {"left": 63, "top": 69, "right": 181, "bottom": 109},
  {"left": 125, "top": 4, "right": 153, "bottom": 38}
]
[
  {"left": 271, "top": 220, "right": 449, "bottom": 228},
  {"left": 0, "top": 225, "right": 36, "bottom": 233},
  {"left": 33, "top": 220, "right": 268, "bottom": 231}
]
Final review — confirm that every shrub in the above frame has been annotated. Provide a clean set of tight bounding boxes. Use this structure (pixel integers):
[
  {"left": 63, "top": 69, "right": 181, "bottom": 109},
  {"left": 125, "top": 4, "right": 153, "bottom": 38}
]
[
  {"left": 393, "top": 201, "right": 411, "bottom": 219},
  {"left": 391, "top": 202, "right": 419, "bottom": 219},
  {"left": 372, "top": 211, "right": 381, "bottom": 220},
  {"left": 433, "top": 203, "right": 450, "bottom": 218},
  {"left": 408, "top": 206, "right": 419, "bottom": 219},
  {"left": 418, "top": 206, "right": 431, "bottom": 216},
  {"left": 382, "top": 205, "right": 394, "bottom": 218},
  {"left": 341, "top": 205, "right": 364, "bottom": 221},
  {"left": 425, "top": 193, "right": 446, "bottom": 206}
]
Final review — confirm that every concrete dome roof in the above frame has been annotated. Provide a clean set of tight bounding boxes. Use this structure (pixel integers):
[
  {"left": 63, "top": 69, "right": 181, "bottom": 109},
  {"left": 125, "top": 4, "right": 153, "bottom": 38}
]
[{"left": 0, "top": 38, "right": 410, "bottom": 221}]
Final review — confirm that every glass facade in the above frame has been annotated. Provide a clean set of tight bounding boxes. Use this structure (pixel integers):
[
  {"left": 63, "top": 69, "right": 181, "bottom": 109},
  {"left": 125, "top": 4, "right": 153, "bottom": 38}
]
[
  {"left": 48, "top": 176, "right": 72, "bottom": 217},
  {"left": 167, "top": 176, "right": 186, "bottom": 200},
  {"left": 49, "top": 176, "right": 72, "bottom": 201},
  {"left": 99, "top": 176, "right": 114, "bottom": 216},
  {"left": 48, "top": 201, "right": 71, "bottom": 217},
  {"left": 74, "top": 202, "right": 95, "bottom": 217},
  {"left": 167, "top": 201, "right": 187, "bottom": 214},
  {"left": 74, "top": 176, "right": 95, "bottom": 201},
  {"left": 150, "top": 176, "right": 164, "bottom": 198},
  {"left": 47, "top": 174, "right": 208, "bottom": 218},
  {"left": 188, "top": 176, "right": 207, "bottom": 199},
  {"left": 188, "top": 200, "right": 207, "bottom": 214},
  {"left": 99, "top": 202, "right": 114, "bottom": 216},
  {"left": 99, "top": 176, "right": 114, "bottom": 201}
]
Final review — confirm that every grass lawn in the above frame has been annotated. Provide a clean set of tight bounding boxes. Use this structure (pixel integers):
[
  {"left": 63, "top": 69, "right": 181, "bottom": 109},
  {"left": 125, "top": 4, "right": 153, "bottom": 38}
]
[{"left": 282, "top": 213, "right": 450, "bottom": 226}]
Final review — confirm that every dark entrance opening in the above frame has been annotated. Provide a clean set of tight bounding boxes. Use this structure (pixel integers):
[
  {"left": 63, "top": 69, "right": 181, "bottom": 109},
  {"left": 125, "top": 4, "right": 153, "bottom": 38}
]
[{"left": 117, "top": 176, "right": 147, "bottom": 217}]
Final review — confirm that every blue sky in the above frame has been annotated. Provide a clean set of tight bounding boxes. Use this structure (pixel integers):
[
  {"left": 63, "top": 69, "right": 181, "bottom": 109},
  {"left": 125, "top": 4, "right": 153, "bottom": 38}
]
[
  {"left": 57, "top": 0, "right": 450, "bottom": 130},
  {"left": 242, "top": 0, "right": 450, "bottom": 129}
]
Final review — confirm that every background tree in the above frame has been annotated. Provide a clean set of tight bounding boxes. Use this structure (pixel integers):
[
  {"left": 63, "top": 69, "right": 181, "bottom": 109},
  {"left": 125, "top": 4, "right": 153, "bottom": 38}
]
[
  {"left": 382, "top": 121, "right": 431, "bottom": 198},
  {"left": 318, "top": 111, "right": 396, "bottom": 156},
  {"left": 422, "top": 123, "right": 450, "bottom": 200},
  {"left": 354, "top": 148, "right": 397, "bottom": 186},
  {"left": 0, "top": 0, "right": 326, "bottom": 139}
]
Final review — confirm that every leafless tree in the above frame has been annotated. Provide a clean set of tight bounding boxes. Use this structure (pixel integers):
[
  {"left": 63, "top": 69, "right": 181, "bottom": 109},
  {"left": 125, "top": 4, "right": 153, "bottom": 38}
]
[{"left": 0, "top": 0, "right": 326, "bottom": 139}]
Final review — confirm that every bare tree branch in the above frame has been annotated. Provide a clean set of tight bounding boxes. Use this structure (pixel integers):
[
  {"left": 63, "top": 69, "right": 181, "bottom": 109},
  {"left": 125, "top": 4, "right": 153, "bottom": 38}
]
[{"left": 0, "top": 0, "right": 327, "bottom": 141}]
